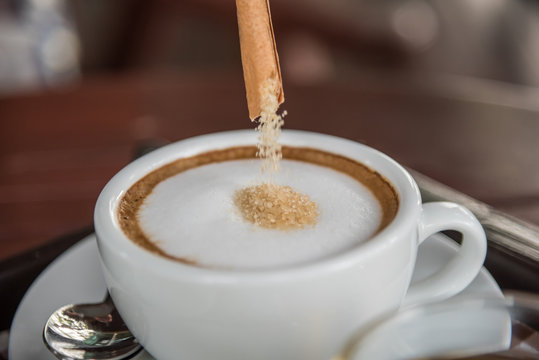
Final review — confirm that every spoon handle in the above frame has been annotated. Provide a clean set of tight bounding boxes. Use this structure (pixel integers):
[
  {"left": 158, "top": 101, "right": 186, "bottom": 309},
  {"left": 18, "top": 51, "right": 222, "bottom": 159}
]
[{"left": 409, "top": 168, "right": 539, "bottom": 264}]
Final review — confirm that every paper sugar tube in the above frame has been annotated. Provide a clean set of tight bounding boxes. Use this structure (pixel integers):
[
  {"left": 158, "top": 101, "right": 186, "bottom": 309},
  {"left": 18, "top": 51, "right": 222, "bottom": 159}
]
[{"left": 236, "top": 0, "right": 284, "bottom": 120}]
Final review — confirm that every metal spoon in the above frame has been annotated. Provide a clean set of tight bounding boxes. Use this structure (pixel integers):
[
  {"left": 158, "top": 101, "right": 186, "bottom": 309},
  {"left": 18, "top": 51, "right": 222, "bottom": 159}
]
[{"left": 43, "top": 294, "right": 142, "bottom": 360}]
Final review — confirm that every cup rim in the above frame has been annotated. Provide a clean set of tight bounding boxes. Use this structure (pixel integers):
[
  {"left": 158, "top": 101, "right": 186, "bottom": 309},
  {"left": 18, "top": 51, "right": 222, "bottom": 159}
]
[{"left": 94, "top": 130, "right": 422, "bottom": 282}]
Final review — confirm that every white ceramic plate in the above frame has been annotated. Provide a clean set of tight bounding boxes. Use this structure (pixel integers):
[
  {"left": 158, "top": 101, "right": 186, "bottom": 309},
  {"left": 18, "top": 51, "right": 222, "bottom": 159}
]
[{"left": 9, "top": 234, "right": 502, "bottom": 360}]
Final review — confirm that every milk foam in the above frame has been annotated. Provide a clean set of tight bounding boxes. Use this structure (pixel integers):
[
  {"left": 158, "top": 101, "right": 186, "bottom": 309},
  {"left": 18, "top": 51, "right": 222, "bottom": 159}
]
[{"left": 138, "top": 159, "right": 382, "bottom": 270}]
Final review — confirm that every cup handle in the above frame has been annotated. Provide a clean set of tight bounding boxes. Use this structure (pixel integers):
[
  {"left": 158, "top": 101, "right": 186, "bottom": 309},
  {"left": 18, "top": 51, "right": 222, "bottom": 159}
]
[{"left": 403, "top": 202, "right": 487, "bottom": 306}]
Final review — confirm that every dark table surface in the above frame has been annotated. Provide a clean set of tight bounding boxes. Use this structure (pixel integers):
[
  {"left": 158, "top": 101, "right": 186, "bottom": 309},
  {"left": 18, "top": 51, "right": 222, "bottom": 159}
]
[{"left": 0, "top": 70, "right": 538, "bottom": 331}]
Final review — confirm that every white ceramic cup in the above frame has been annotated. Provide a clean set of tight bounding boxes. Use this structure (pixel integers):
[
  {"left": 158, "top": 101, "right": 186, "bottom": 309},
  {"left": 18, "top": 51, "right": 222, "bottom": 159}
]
[{"left": 95, "top": 130, "right": 487, "bottom": 360}]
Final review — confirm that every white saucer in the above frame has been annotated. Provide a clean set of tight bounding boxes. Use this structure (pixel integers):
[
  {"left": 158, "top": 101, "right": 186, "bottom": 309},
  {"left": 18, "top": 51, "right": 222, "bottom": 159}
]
[{"left": 9, "top": 234, "right": 502, "bottom": 360}]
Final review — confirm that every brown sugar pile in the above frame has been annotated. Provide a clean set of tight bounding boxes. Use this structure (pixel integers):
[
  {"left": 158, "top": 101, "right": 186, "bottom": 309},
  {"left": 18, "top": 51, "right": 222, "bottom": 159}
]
[{"left": 234, "top": 183, "right": 319, "bottom": 230}]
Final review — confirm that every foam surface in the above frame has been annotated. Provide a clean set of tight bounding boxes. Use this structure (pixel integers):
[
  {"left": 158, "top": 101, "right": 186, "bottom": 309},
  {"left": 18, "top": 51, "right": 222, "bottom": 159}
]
[{"left": 138, "top": 159, "right": 382, "bottom": 270}]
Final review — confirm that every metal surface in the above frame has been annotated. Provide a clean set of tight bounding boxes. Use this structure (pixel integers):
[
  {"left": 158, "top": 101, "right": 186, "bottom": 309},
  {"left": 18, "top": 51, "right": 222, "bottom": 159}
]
[{"left": 43, "top": 294, "right": 141, "bottom": 360}]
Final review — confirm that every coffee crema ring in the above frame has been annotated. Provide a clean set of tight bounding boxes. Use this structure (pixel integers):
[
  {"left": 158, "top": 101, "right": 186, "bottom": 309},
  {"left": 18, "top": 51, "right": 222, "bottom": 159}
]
[{"left": 118, "top": 146, "right": 399, "bottom": 268}]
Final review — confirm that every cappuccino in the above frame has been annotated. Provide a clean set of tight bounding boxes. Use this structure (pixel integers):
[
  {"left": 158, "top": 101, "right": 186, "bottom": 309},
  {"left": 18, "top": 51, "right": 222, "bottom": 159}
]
[{"left": 118, "top": 146, "right": 398, "bottom": 270}]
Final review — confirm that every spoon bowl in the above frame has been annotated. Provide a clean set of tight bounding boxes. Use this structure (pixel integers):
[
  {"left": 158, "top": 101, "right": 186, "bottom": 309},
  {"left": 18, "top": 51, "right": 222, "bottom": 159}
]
[{"left": 43, "top": 295, "right": 142, "bottom": 360}]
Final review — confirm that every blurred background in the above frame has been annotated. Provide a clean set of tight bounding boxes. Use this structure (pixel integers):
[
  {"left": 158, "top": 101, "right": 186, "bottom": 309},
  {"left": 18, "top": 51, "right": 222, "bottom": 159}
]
[
  {"left": 3, "top": 0, "right": 539, "bottom": 92},
  {"left": 1, "top": 0, "right": 539, "bottom": 259}
]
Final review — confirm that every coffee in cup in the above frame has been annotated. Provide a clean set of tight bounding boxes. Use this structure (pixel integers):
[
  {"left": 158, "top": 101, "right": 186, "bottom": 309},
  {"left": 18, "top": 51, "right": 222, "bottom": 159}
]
[{"left": 118, "top": 146, "right": 398, "bottom": 270}]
